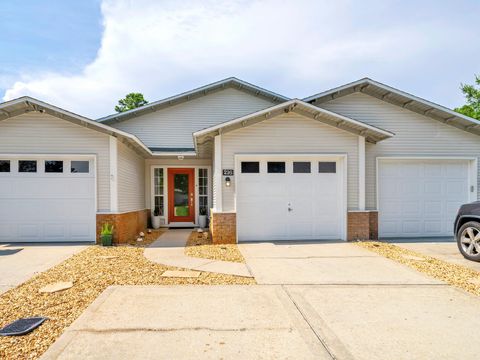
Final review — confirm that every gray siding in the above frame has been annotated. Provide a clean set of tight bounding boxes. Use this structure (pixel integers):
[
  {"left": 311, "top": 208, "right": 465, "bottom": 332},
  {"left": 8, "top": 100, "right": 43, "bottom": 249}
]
[
  {"left": 112, "top": 88, "right": 276, "bottom": 150},
  {"left": 0, "top": 113, "right": 111, "bottom": 211},
  {"left": 317, "top": 92, "right": 480, "bottom": 209},
  {"left": 221, "top": 113, "right": 359, "bottom": 211},
  {"left": 117, "top": 141, "right": 145, "bottom": 212}
]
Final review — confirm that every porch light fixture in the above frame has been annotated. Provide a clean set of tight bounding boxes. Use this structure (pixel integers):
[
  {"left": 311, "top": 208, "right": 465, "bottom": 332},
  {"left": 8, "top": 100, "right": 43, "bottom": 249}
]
[
  {"left": 177, "top": 155, "right": 184, "bottom": 160},
  {"left": 225, "top": 177, "right": 231, "bottom": 187}
]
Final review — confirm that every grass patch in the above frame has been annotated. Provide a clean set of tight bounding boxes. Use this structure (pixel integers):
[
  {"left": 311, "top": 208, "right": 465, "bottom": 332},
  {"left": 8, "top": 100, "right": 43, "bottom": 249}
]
[
  {"left": 185, "top": 231, "right": 246, "bottom": 263},
  {"left": 356, "top": 241, "right": 480, "bottom": 297},
  {"left": 0, "top": 231, "right": 254, "bottom": 359}
]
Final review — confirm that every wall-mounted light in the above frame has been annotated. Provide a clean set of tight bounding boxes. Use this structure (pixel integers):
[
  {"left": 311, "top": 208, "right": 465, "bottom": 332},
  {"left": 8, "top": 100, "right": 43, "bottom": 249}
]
[
  {"left": 177, "top": 155, "right": 184, "bottom": 160},
  {"left": 225, "top": 177, "right": 231, "bottom": 187}
]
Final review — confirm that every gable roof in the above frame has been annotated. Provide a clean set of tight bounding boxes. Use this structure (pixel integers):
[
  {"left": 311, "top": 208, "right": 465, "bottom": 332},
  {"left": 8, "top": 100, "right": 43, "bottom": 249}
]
[
  {"left": 303, "top": 77, "right": 480, "bottom": 137},
  {"left": 98, "top": 77, "right": 290, "bottom": 124},
  {"left": 0, "top": 96, "right": 152, "bottom": 157},
  {"left": 193, "top": 99, "right": 394, "bottom": 150}
]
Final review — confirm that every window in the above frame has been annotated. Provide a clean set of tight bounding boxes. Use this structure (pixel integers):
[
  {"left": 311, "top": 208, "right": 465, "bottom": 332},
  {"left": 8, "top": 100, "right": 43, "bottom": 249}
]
[
  {"left": 241, "top": 161, "right": 259, "bottom": 173},
  {"left": 293, "top": 162, "right": 311, "bottom": 173},
  {"left": 45, "top": 160, "right": 63, "bottom": 173},
  {"left": 71, "top": 161, "right": 89, "bottom": 173},
  {"left": 19, "top": 160, "right": 37, "bottom": 173},
  {"left": 267, "top": 161, "right": 285, "bottom": 173},
  {"left": 153, "top": 168, "right": 164, "bottom": 216},
  {"left": 0, "top": 160, "right": 10, "bottom": 173},
  {"left": 318, "top": 162, "right": 336, "bottom": 173},
  {"left": 198, "top": 168, "right": 208, "bottom": 212}
]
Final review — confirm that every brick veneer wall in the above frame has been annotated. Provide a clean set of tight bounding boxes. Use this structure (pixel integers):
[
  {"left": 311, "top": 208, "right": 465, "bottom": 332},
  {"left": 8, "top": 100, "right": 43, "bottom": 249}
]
[
  {"left": 210, "top": 211, "right": 236, "bottom": 244},
  {"left": 347, "top": 211, "right": 378, "bottom": 241},
  {"left": 96, "top": 209, "right": 148, "bottom": 245}
]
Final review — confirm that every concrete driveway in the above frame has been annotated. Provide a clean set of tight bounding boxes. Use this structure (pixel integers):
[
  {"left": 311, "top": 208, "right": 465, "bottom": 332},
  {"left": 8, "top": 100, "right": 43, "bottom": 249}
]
[
  {"left": 386, "top": 237, "right": 480, "bottom": 272},
  {"left": 42, "top": 241, "right": 480, "bottom": 359},
  {"left": 0, "top": 242, "right": 87, "bottom": 294}
]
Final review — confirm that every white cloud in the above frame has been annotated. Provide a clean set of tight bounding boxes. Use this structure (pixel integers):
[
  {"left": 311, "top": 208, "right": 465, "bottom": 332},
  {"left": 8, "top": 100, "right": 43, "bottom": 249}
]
[{"left": 3, "top": 0, "right": 479, "bottom": 117}]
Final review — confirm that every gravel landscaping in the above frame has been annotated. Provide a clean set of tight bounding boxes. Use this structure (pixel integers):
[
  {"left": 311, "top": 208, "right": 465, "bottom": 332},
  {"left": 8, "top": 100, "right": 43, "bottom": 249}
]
[
  {"left": 184, "top": 231, "right": 246, "bottom": 263},
  {"left": 357, "top": 241, "right": 480, "bottom": 296},
  {"left": 0, "top": 231, "right": 254, "bottom": 359}
]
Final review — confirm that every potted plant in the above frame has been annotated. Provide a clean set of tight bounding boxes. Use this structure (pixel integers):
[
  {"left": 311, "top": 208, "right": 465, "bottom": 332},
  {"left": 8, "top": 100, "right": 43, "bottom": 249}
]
[
  {"left": 199, "top": 207, "right": 207, "bottom": 228},
  {"left": 152, "top": 207, "right": 161, "bottom": 229},
  {"left": 100, "top": 223, "right": 114, "bottom": 246}
]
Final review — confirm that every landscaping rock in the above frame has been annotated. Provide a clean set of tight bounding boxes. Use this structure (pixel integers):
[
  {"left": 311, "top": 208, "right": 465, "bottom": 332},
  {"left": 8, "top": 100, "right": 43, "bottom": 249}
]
[{"left": 39, "top": 281, "right": 73, "bottom": 294}]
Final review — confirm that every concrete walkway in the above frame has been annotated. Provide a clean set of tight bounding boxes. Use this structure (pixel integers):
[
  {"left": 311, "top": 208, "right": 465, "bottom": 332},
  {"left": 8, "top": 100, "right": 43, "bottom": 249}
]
[
  {"left": 386, "top": 238, "right": 480, "bottom": 272},
  {"left": 144, "top": 229, "right": 252, "bottom": 277},
  {"left": 0, "top": 242, "right": 87, "bottom": 294}
]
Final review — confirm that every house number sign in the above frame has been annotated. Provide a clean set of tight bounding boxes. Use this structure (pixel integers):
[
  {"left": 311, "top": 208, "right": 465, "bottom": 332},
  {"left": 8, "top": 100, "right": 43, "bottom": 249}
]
[{"left": 223, "top": 169, "right": 234, "bottom": 176}]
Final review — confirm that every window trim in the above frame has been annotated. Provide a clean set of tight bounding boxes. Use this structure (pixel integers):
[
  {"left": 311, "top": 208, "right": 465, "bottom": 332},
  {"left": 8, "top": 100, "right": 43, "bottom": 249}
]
[
  {"left": 45, "top": 160, "right": 64, "bottom": 173},
  {"left": 241, "top": 161, "right": 260, "bottom": 174},
  {"left": 0, "top": 160, "right": 11, "bottom": 173},
  {"left": 18, "top": 160, "right": 38, "bottom": 173},
  {"left": 71, "top": 160, "right": 90, "bottom": 174}
]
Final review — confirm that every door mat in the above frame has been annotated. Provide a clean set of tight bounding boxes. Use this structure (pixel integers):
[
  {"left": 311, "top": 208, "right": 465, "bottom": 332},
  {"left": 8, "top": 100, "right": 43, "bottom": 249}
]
[{"left": 0, "top": 317, "right": 48, "bottom": 336}]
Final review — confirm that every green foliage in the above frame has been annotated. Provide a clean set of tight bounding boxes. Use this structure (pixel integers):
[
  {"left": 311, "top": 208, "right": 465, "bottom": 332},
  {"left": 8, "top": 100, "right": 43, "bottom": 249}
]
[
  {"left": 115, "top": 92, "right": 148, "bottom": 113},
  {"left": 101, "top": 222, "right": 114, "bottom": 236},
  {"left": 454, "top": 75, "right": 480, "bottom": 120}
]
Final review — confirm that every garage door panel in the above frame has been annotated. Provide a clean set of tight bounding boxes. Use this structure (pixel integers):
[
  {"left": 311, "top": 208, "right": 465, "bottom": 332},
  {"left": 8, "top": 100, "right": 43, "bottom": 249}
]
[
  {"left": 237, "top": 157, "right": 344, "bottom": 241},
  {"left": 0, "top": 157, "right": 95, "bottom": 242},
  {"left": 379, "top": 159, "right": 470, "bottom": 238}
]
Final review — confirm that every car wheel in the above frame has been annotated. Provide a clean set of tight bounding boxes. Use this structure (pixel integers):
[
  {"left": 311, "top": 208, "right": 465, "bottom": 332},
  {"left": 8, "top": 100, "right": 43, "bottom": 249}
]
[{"left": 457, "top": 221, "right": 480, "bottom": 262}]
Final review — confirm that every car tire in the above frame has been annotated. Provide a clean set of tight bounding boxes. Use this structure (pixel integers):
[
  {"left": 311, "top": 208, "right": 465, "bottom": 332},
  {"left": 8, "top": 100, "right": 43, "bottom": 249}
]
[{"left": 457, "top": 221, "right": 480, "bottom": 262}]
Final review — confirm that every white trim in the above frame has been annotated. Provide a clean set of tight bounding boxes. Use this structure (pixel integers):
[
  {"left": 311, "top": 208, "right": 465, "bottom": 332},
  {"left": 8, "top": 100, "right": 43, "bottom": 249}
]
[
  {"left": 98, "top": 77, "right": 290, "bottom": 123},
  {"left": 214, "top": 135, "right": 223, "bottom": 211},
  {"left": 0, "top": 96, "right": 152, "bottom": 156},
  {"left": 358, "top": 136, "right": 365, "bottom": 211},
  {"left": 149, "top": 164, "right": 212, "bottom": 226},
  {"left": 375, "top": 156, "right": 478, "bottom": 211},
  {"left": 304, "top": 78, "right": 480, "bottom": 129},
  {"left": 109, "top": 136, "right": 118, "bottom": 212},
  {"left": 193, "top": 99, "right": 394, "bottom": 139},
  {"left": 234, "top": 153, "right": 348, "bottom": 241}
]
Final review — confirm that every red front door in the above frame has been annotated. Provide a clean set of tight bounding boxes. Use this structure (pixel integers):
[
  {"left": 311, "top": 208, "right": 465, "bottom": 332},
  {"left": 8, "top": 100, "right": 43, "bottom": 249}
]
[{"left": 168, "top": 168, "right": 195, "bottom": 223}]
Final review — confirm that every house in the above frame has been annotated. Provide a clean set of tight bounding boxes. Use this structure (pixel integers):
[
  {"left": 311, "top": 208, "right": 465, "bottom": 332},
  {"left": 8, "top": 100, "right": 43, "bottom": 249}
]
[{"left": 0, "top": 77, "right": 479, "bottom": 244}]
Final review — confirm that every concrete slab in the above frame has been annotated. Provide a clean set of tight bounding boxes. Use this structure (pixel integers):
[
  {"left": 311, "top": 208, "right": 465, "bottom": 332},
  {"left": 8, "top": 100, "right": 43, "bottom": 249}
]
[
  {"left": 145, "top": 230, "right": 252, "bottom": 277},
  {"left": 41, "top": 286, "right": 331, "bottom": 360},
  {"left": 161, "top": 270, "right": 201, "bottom": 278},
  {"left": 245, "top": 256, "right": 442, "bottom": 285},
  {"left": 239, "top": 241, "right": 378, "bottom": 258},
  {"left": 390, "top": 241, "right": 480, "bottom": 272},
  {"left": 0, "top": 243, "right": 87, "bottom": 294},
  {"left": 286, "top": 284, "right": 480, "bottom": 360}
]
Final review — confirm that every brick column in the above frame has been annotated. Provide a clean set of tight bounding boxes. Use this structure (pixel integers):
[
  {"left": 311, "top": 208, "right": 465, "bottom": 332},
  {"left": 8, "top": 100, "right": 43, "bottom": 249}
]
[
  {"left": 347, "top": 211, "right": 378, "bottom": 241},
  {"left": 96, "top": 209, "right": 149, "bottom": 245},
  {"left": 210, "top": 211, "right": 236, "bottom": 244}
]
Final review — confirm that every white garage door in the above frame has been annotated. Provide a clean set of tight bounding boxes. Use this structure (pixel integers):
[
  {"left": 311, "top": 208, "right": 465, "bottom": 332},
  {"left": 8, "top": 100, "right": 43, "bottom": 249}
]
[
  {"left": 0, "top": 156, "right": 96, "bottom": 242},
  {"left": 236, "top": 156, "right": 345, "bottom": 241},
  {"left": 378, "top": 159, "right": 472, "bottom": 238}
]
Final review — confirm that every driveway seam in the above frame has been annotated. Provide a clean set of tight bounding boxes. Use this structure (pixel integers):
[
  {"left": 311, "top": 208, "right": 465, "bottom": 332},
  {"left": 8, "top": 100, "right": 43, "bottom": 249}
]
[{"left": 281, "top": 285, "right": 337, "bottom": 360}]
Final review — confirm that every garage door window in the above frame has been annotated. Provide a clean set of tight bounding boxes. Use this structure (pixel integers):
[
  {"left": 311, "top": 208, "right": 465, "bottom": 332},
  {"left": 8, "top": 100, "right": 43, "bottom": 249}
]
[
  {"left": 293, "top": 161, "right": 311, "bottom": 173},
  {"left": 267, "top": 162, "right": 285, "bottom": 173},
  {"left": 318, "top": 162, "right": 336, "bottom": 173},
  {"left": 71, "top": 161, "right": 89, "bottom": 173},
  {"left": 45, "top": 161, "right": 63, "bottom": 173},
  {"left": 241, "top": 162, "right": 259, "bottom": 173},
  {"left": 0, "top": 160, "right": 10, "bottom": 172},
  {"left": 19, "top": 160, "right": 37, "bottom": 173}
]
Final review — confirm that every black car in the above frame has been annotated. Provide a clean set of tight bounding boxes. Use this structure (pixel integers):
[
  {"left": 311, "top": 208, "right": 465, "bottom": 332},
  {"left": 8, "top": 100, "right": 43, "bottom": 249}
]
[{"left": 454, "top": 201, "right": 480, "bottom": 262}]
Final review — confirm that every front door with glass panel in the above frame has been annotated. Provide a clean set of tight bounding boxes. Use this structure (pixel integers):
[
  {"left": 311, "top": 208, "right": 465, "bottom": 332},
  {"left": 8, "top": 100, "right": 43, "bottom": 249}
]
[{"left": 168, "top": 168, "right": 195, "bottom": 223}]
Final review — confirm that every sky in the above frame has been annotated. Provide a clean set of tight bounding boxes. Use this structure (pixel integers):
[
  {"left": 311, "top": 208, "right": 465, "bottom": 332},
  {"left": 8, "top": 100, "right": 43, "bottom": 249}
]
[{"left": 1, "top": 0, "right": 479, "bottom": 119}]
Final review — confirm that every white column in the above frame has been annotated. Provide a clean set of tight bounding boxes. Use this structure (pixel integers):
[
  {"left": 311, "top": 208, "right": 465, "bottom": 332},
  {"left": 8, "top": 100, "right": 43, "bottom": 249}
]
[
  {"left": 213, "top": 134, "right": 223, "bottom": 211},
  {"left": 358, "top": 136, "right": 366, "bottom": 211},
  {"left": 109, "top": 136, "right": 118, "bottom": 212}
]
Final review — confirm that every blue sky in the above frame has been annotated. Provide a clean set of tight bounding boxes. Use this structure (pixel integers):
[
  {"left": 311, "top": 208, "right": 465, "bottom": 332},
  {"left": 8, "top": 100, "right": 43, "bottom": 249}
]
[
  {"left": 1, "top": 0, "right": 479, "bottom": 118},
  {"left": 0, "top": 1, "right": 102, "bottom": 92}
]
